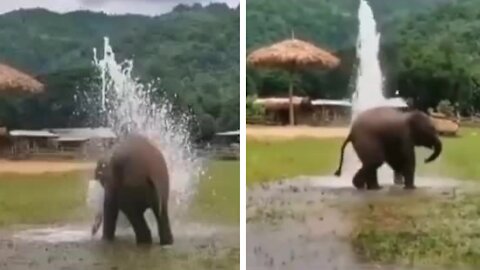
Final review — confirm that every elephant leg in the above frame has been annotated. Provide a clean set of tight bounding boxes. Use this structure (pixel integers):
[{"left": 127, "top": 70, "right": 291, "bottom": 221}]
[
  {"left": 393, "top": 170, "right": 404, "bottom": 185},
  {"left": 102, "top": 192, "right": 119, "bottom": 241},
  {"left": 401, "top": 144, "right": 416, "bottom": 189},
  {"left": 365, "top": 164, "right": 382, "bottom": 190},
  {"left": 158, "top": 202, "right": 173, "bottom": 245},
  {"left": 153, "top": 202, "right": 173, "bottom": 245},
  {"left": 352, "top": 167, "right": 367, "bottom": 189},
  {"left": 124, "top": 208, "right": 152, "bottom": 244}
]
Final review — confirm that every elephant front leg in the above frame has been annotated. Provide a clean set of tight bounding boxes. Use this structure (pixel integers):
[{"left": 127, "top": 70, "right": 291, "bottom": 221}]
[
  {"left": 102, "top": 193, "right": 119, "bottom": 241},
  {"left": 393, "top": 171, "right": 404, "bottom": 185},
  {"left": 402, "top": 146, "right": 416, "bottom": 190}
]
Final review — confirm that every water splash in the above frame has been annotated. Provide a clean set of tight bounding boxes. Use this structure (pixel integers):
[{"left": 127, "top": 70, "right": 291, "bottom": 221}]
[
  {"left": 351, "top": 0, "right": 386, "bottom": 120},
  {"left": 345, "top": 0, "right": 408, "bottom": 182},
  {"left": 87, "top": 37, "right": 202, "bottom": 213}
]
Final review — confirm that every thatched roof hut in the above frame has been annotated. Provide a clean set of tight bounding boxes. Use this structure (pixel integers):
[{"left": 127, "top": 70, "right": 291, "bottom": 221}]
[
  {"left": 0, "top": 64, "right": 44, "bottom": 93},
  {"left": 247, "top": 39, "right": 340, "bottom": 70},
  {"left": 247, "top": 38, "right": 340, "bottom": 125}
]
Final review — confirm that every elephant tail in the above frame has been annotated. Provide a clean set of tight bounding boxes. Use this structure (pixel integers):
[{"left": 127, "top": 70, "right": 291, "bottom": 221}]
[{"left": 334, "top": 133, "right": 351, "bottom": 177}]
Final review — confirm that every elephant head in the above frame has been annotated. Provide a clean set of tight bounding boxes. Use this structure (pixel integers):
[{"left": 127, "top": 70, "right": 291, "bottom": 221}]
[{"left": 407, "top": 110, "right": 442, "bottom": 163}]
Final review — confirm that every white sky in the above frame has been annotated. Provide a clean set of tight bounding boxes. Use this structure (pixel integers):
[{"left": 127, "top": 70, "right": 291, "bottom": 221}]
[{"left": 0, "top": 0, "right": 239, "bottom": 16}]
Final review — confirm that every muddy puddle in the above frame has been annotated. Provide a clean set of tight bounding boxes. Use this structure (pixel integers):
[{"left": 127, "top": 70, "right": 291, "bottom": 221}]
[
  {"left": 0, "top": 217, "right": 238, "bottom": 270},
  {"left": 0, "top": 181, "right": 239, "bottom": 269},
  {"left": 246, "top": 171, "right": 474, "bottom": 270}
]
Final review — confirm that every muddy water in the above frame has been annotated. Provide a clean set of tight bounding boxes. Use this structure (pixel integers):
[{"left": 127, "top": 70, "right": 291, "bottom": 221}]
[
  {"left": 246, "top": 172, "right": 470, "bottom": 270},
  {"left": 0, "top": 219, "right": 238, "bottom": 270}
]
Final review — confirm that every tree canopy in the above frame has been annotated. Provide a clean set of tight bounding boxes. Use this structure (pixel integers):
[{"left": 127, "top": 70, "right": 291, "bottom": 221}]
[
  {"left": 0, "top": 3, "right": 239, "bottom": 135},
  {"left": 247, "top": 0, "right": 480, "bottom": 114}
]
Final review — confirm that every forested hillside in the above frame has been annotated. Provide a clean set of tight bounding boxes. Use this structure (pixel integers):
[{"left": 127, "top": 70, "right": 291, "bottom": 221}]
[
  {"left": 247, "top": 0, "right": 480, "bottom": 114},
  {"left": 0, "top": 3, "right": 239, "bottom": 134}
]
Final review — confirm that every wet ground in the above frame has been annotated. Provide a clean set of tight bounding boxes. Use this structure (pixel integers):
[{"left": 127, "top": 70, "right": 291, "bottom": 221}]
[
  {"left": 0, "top": 218, "right": 239, "bottom": 270},
  {"left": 246, "top": 147, "right": 475, "bottom": 270},
  {"left": 0, "top": 179, "right": 239, "bottom": 270}
]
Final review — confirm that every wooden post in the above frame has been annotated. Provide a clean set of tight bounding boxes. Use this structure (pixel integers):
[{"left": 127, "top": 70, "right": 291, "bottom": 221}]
[{"left": 288, "top": 72, "right": 295, "bottom": 126}]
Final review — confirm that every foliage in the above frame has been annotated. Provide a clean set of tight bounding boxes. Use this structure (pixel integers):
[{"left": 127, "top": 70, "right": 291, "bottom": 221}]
[
  {"left": 0, "top": 4, "right": 239, "bottom": 132},
  {"left": 436, "top": 100, "right": 455, "bottom": 117},
  {"left": 247, "top": 0, "right": 480, "bottom": 115},
  {"left": 246, "top": 95, "right": 265, "bottom": 120}
]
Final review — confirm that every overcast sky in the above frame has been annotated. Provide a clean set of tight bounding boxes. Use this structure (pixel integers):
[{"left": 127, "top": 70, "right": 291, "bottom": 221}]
[{"left": 0, "top": 0, "right": 239, "bottom": 16}]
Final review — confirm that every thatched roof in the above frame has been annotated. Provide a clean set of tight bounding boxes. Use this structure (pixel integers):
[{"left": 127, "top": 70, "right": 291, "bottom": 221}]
[
  {"left": 254, "top": 96, "right": 309, "bottom": 110},
  {"left": 0, "top": 64, "right": 44, "bottom": 93},
  {"left": 247, "top": 39, "right": 340, "bottom": 70}
]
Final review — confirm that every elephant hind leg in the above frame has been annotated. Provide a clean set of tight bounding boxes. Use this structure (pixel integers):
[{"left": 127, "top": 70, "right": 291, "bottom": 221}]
[
  {"left": 353, "top": 164, "right": 382, "bottom": 190},
  {"left": 124, "top": 208, "right": 152, "bottom": 245},
  {"left": 153, "top": 201, "right": 173, "bottom": 246},
  {"left": 352, "top": 167, "right": 367, "bottom": 189}
]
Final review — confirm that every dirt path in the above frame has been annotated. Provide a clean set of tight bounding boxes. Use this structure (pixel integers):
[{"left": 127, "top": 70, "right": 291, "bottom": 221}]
[
  {"left": 247, "top": 125, "right": 348, "bottom": 140},
  {"left": 0, "top": 160, "right": 94, "bottom": 175}
]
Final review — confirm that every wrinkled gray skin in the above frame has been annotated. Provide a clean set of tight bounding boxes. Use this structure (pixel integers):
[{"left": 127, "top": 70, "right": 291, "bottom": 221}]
[
  {"left": 335, "top": 107, "right": 442, "bottom": 190},
  {"left": 92, "top": 134, "right": 173, "bottom": 245}
]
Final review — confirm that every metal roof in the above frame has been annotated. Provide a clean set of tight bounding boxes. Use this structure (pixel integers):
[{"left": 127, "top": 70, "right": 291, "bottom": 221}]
[
  {"left": 384, "top": 97, "right": 408, "bottom": 108},
  {"left": 48, "top": 127, "right": 116, "bottom": 139},
  {"left": 9, "top": 130, "right": 58, "bottom": 138},
  {"left": 216, "top": 130, "right": 240, "bottom": 136},
  {"left": 311, "top": 99, "right": 352, "bottom": 107}
]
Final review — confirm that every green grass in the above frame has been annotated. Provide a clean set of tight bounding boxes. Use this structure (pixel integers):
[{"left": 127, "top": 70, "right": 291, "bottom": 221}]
[
  {"left": 0, "top": 160, "right": 239, "bottom": 227},
  {"left": 247, "top": 137, "right": 343, "bottom": 185},
  {"left": 190, "top": 160, "right": 240, "bottom": 224},
  {"left": 0, "top": 171, "right": 89, "bottom": 226},
  {"left": 247, "top": 127, "right": 480, "bottom": 185},
  {"left": 352, "top": 193, "right": 480, "bottom": 267},
  {"left": 419, "top": 128, "right": 480, "bottom": 181}
]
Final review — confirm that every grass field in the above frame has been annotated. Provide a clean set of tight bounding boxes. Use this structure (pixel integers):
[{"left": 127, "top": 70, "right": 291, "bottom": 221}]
[
  {"left": 0, "top": 160, "right": 239, "bottom": 227},
  {"left": 246, "top": 137, "right": 343, "bottom": 185},
  {"left": 247, "top": 128, "right": 480, "bottom": 185}
]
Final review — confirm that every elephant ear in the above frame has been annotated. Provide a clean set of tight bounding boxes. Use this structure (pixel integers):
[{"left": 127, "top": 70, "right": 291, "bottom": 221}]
[{"left": 94, "top": 157, "right": 110, "bottom": 185}]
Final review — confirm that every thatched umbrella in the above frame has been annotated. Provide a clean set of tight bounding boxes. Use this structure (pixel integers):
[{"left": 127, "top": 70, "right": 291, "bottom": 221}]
[
  {"left": 0, "top": 64, "right": 44, "bottom": 93},
  {"left": 248, "top": 38, "right": 340, "bottom": 125}
]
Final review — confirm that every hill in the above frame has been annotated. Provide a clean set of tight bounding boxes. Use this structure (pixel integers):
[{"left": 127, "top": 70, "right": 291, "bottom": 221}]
[
  {"left": 247, "top": 0, "right": 480, "bottom": 114},
  {"left": 0, "top": 3, "right": 239, "bottom": 136}
]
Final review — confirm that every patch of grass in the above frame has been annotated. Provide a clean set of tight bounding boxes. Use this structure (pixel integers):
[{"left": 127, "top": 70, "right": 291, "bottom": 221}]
[
  {"left": 247, "top": 127, "right": 480, "bottom": 185},
  {"left": 190, "top": 160, "right": 239, "bottom": 224},
  {"left": 0, "top": 171, "right": 89, "bottom": 226},
  {"left": 419, "top": 127, "right": 480, "bottom": 181},
  {"left": 246, "top": 137, "right": 343, "bottom": 185},
  {"left": 0, "top": 160, "right": 239, "bottom": 227},
  {"left": 352, "top": 193, "right": 480, "bottom": 267}
]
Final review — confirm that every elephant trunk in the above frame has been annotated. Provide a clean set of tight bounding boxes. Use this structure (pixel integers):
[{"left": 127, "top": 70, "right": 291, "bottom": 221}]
[{"left": 424, "top": 136, "right": 442, "bottom": 163}]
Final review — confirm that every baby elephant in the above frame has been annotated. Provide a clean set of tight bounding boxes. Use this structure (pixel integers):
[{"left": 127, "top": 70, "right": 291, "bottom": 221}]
[
  {"left": 334, "top": 107, "right": 442, "bottom": 190},
  {"left": 93, "top": 134, "right": 173, "bottom": 245}
]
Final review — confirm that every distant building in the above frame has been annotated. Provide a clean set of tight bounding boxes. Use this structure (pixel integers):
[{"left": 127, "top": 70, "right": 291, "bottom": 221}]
[
  {"left": 310, "top": 99, "right": 351, "bottom": 126},
  {"left": 8, "top": 129, "right": 58, "bottom": 159},
  {"left": 254, "top": 97, "right": 352, "bottom": 126},
  {"left": 48, "top": 127, "right": 117, "bottom": 158},
  {"left": 254, "top": 96, "right": 311, "bottom": 125}
]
